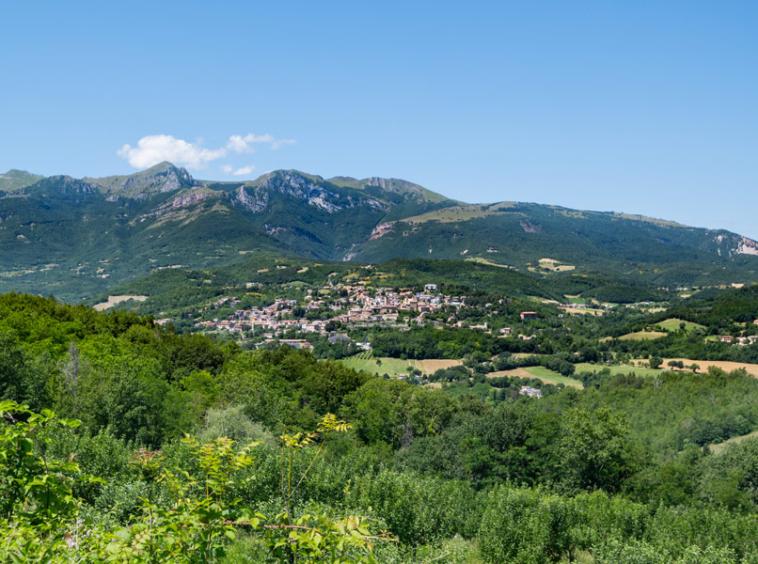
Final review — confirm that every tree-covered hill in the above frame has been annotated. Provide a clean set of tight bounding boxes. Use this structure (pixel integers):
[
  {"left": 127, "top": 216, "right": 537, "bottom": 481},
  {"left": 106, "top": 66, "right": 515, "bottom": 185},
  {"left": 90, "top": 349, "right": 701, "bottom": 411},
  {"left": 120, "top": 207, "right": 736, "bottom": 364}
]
[
  {"left": 1, "top": 163, "right": 757, "bottom": 301},
  {"left": 3, "top": 292, "right": 758, "bottom": 562}
]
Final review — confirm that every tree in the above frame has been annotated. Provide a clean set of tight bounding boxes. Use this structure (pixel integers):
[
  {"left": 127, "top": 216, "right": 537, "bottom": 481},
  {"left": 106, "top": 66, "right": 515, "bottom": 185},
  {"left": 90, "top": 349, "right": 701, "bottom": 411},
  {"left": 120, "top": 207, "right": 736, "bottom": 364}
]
[
  {"left": 649, "top": 357, "right": 663, "bottom": 370},
  {"left": 558, "top": 408, "right": 641, "bottom": 493}
]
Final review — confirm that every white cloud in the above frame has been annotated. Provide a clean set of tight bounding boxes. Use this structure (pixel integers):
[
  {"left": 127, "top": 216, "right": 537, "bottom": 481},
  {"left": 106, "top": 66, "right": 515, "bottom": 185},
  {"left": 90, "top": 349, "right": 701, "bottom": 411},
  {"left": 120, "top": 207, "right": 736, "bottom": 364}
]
[
  {"left": 119, "top": 132, "right": 297, "bottom": 170},
  {"left": 226, "top": 133, "right": 295, "bottom": 153},
  {"left": 272, "top": 138, "right": 296, "bottom": 150},
  {"left": 221, "top": 164, "right": 233, "bottom": 173},
  {"left": 118, "top": 135, "right": 226, "bottom": 169},
  {"left": 232, "top": 165, "right": 255, "bottom": 176}
]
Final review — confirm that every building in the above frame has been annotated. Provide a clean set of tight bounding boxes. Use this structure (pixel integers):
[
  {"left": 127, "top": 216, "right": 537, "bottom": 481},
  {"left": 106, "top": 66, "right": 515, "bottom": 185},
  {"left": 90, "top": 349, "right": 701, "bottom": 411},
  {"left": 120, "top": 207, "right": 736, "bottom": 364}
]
[
  {"left": 519, "top": 386, "right": 543, "bottom": 398},
  {"left": 520, "top": 311, "right": 538, "bottom": 320},
  {"left": 277, "top": 339, "right": 313, "bottom": 350}
]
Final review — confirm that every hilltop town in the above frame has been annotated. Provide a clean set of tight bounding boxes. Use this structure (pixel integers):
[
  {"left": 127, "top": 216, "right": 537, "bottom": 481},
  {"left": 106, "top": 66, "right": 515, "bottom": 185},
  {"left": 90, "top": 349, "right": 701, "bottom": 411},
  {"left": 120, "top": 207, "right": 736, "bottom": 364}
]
[{"left": 193, "top": 283, "right": 478, "bottom": 349}]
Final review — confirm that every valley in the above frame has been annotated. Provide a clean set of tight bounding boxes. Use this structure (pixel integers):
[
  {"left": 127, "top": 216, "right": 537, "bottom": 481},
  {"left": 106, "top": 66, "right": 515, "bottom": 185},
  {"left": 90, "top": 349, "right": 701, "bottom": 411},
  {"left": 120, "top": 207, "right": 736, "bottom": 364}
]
[{"left": 3, "top": 164, "right": 758, "bottom": 563}]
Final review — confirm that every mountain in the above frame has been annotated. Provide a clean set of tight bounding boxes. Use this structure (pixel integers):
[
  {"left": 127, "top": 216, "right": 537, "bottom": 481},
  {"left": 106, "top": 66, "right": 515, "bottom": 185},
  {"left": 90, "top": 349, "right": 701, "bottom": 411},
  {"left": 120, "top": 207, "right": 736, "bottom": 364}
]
[
  {"left": 84, "top": 161, "right": 197, "bottom": 199},
  {"left": 0, "top": 163, "right": 756, "bottom": 301},
  {"left": 0, "top": 169, "right": 44, "bottom": 192}
]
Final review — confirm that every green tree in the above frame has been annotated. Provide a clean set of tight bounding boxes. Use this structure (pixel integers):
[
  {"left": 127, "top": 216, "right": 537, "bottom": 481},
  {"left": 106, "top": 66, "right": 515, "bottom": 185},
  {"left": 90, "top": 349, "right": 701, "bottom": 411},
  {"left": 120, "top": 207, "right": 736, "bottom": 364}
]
[{"left": 558, "top": 408, "right": 641, "bottom": 493}]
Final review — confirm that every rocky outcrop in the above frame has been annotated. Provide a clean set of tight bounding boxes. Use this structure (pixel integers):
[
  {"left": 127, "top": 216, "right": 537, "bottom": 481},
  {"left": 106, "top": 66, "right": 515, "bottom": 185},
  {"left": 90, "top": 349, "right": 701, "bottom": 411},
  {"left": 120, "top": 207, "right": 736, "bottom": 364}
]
[
  {"left": 120, "top": 166, "right": 195, "bottom": 199},
  {"left": 370, "top": 222, "right": 394, "bottom": 240},
  {"left": 253, "top": 172, "right": 386, "bottom": 213},
  {"left": 170, "top": 190, "right": 211, "bottom": 209},
  {"left": 737, "top": 237, "right": 758, "bottom": 256},
  {"left": 231, "top": 185, "right": 269, "bottom": 212},
  {"left": 23, "top": 176, "right": 98, "bottom": 197},
  {"left": 136, "top": 188, "right": 215, "bottom": 221}
]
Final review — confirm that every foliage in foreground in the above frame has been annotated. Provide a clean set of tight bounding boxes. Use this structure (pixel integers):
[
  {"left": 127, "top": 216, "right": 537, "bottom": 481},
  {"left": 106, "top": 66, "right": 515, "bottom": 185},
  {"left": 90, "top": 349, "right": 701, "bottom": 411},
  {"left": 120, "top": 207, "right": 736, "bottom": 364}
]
[{"left": 0, "top": 402, "right": 387, "bottom": 564}]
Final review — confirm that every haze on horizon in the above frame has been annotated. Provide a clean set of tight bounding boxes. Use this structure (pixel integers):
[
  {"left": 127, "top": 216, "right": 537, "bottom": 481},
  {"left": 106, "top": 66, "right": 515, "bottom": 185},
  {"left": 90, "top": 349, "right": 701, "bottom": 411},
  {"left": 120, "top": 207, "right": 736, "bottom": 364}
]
[{"left": 1, "top": 1, "right": 756, "bottom": 238}]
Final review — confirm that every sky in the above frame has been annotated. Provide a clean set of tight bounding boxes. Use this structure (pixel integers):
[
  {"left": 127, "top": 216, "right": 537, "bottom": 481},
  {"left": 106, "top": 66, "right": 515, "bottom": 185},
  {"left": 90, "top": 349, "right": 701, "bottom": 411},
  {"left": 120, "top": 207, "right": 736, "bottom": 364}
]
[{"left": 1, "top": 1, "right": 756, "bottom": 238}]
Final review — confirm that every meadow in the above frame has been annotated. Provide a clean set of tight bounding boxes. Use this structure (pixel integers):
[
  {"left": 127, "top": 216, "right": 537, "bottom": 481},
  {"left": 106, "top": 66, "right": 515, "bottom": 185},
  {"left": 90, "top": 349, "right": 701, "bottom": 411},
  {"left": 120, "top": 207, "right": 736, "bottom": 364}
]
[
  {"left": 341, "top": 355, "right": 463, "bottom": 377},
  {"left": 488, "top": 366, "right": 584, "bottom": 389}
]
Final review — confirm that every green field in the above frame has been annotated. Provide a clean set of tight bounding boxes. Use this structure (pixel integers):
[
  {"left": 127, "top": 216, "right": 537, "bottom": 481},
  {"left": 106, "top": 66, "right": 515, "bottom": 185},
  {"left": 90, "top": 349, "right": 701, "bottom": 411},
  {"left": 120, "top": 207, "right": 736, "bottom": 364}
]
[
  {"left": 521, "top": 366, "right": 583, "bottom": 388},
  {"left": 656, "top": 318, "right": 706, "bottom": 333},
  {"left": 574, "top": 362, "right": 666, "bottom": 378},
  {"left": 341, "top": 356, "right": 413, "bottom": 378},
  {"left": 618, "top": 331, "right": 667, "bottom": 341},
  {"left": 341, "top": 355, "right": 463, "bottom": 377},
  {"left": 489, "top": 366, "right": 583, "bottom": 389}
]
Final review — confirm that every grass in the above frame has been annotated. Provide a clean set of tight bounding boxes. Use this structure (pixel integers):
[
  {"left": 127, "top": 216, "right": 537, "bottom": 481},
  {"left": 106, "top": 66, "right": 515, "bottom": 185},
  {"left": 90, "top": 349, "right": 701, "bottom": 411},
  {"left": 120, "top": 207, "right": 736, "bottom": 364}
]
[
  {"left": 340, "top": 356, "right": 463, "bottom": 377},
  {"left": 562, "top": 307, "right": 604, "bottom": 316},
  {"left": 538, "top": 258, "right": 575, "bottom": 272},
  {"left": 466, "top": 257, "right": 513, "bottom": 269},
  {"left": 400, "top": 202, "right": 516, "bottom": 224},
  {"left": 654, "top": 358, "right": 758, "bottom": 378},
  {"left": 341, "top": 356, "right": 414, "bottom": 377},
  {"left": 709, "top": 430, "right": 758, "bottom": 455},
  {"left": 522, "top": 366, "right": 583, "bottom": 388},
  {"left": 656, "top": 318, "right": 706, "bottom": 333},
  {"left": 618, "top": 331, "right": 667, "bottom": 341},
  {"left": 574, "top": 362, "right": 666, "bottom": 378},
  {"left": 488, "top": 366, "right": 583, "bottom": 389}
]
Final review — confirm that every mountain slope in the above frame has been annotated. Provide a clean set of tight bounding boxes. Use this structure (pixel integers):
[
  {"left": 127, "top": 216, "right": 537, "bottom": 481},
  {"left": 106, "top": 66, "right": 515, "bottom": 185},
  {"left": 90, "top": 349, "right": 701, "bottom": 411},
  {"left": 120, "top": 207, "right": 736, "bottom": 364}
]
[
  {"left": 355, "top": 202, "right": 758, "bottom": 286},
  {"left": 85, "top": 161, "right": 197, "bottom": 199},
  {"left": 0, "top": 169, "right": 44, "bottom": 192},
  {"left": 0, "top": 163, "right": 756, "bottom": 301}
]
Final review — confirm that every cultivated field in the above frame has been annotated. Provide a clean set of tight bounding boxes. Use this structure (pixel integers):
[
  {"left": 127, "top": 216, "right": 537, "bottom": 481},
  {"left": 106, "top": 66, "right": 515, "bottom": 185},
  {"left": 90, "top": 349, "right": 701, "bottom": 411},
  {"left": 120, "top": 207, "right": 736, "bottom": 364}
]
[
  {"left": 658, "top": 358, "right": 758, "bottom": 378},
  {"left": 562, "top": 307, "right": 604, "bottom": 316},
  {"left": 538, "top": 258, "right": 575, "bottom": 272},
  {"left": 466, "top": 257, "right": 513, "bottom": 269},
  {"left": 93, "top": 295, "right": 148, "bottom": 311},
  {"left": 574, "top": 363, "right": 666, "bottom": 378},
  {"left": 487, "top": 366, "right": 583, "bottom": 389},
  {"left": 618, "top": 358, "right": 758, "bottom": 378},
  {"left": 656, "top": 318, "right": 706, "bottom": 332},
  {"left": 618, "top": 331, "right": 667, "bottom": 341},
  {"left": 341, "top": 356, "right": 462, "bottom": 377}
]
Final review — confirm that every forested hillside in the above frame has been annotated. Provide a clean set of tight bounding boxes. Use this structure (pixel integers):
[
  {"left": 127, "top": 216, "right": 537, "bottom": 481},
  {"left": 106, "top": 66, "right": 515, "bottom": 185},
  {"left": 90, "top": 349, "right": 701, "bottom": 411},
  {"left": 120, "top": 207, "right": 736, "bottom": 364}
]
[
  {"left": 2, "top": 163, "right": 758, "bottom": 301},
  {"left": 3, "top": 292, "right": 758, "bottom": 562}
]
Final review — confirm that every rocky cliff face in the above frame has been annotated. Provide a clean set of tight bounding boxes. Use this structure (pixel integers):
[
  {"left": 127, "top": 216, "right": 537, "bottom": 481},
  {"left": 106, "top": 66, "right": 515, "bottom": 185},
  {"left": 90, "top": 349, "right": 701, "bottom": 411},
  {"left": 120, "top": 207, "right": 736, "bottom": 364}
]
[
  {"left": 21, "top": 176, "right": 98, "bottom": 197},
  {"left": 737, "top": 237, "right": 758, "bottom": 256},
  {"left": 249, "top": 171, "right": 386, "bottom": 213},
  {"left": 121, "top": 166, "right": 194, "bottom": 198},
  {"left": 88, "top": 162, "right": 198, "bottom": 200},
  {"left": 2, "top": 162, "right": 758, "bottom": 302},
  {"left": 231, "top": 185, "right": 269, "bottom": 212},
  {"left": 114, "top": 166, "right": 196, "bottom": 199}
]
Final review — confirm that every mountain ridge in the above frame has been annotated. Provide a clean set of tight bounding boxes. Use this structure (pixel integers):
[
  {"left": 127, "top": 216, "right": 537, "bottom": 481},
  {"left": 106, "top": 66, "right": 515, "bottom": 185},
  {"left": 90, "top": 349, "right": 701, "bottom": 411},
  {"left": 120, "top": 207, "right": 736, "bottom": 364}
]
[{"left": 0, "top": 162, "right": 756, "bottom": 301}]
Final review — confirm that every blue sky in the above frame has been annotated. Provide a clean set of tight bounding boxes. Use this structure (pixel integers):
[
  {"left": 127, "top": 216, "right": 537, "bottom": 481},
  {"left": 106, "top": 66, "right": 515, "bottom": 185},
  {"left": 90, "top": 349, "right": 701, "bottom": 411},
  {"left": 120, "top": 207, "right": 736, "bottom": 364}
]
[{"left": 1, "top": 1, "right": 756, "bottom": 237}]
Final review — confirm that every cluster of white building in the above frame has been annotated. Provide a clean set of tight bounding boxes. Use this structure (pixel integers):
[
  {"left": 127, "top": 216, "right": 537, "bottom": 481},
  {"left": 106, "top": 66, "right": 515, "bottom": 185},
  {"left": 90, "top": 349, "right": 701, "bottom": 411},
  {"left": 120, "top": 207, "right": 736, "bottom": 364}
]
[{"left": 194, "top": 284, "right": 468, "bottom": 338}]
